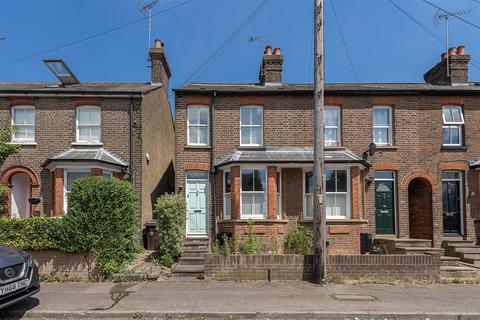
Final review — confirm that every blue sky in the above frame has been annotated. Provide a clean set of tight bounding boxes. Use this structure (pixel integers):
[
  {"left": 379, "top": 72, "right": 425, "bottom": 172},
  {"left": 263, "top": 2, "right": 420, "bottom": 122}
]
[{"left": 1, "top": 0, "right": 480, "bottom": 98}]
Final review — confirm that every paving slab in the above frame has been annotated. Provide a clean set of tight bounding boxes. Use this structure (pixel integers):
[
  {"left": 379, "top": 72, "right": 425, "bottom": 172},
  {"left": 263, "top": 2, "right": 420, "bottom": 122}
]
[{"left": 2, "top": 281, "right": 480, "bottom": 319}]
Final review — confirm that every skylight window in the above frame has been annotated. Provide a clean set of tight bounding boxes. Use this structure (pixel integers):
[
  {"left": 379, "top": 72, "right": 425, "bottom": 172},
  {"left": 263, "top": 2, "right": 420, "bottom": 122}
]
[{"left": 43, "top": 59, "right": 80, "bottom": 85}]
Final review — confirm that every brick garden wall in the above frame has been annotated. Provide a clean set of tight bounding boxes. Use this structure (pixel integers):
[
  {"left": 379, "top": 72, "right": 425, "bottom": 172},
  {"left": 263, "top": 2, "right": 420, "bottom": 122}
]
[
  {"left": 204, "top": 254, "right": 440, "bottom": 282},
  {"left": 27, "top": 250, "right": 102, "bottom": 280}
]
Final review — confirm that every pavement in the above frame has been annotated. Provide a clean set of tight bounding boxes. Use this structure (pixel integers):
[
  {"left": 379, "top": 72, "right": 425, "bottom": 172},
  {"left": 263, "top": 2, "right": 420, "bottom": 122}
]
[{"left": 2, "top": 281, "right": 480, "bottom": 319}]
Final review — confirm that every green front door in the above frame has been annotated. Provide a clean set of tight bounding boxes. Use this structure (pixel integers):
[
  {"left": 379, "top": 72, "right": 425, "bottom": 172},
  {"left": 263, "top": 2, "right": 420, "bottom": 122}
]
[
  {"left": 375, "top": 180, "right": 395, "bottom": 235},
  {"left": 186, "top": 175, "right": 208, "bottom": 236}
]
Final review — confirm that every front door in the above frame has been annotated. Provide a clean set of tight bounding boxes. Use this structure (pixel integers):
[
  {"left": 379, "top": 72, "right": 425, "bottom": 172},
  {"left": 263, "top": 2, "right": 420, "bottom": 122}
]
[
  {"left": 442, "top": 180, "right": 461, "bottom": 234},
  {"left": 186, "top": 173, "right": 208, "bottom": 236},
  {"left": 375, "top": 180, "right": 395, "bottom": 235}
]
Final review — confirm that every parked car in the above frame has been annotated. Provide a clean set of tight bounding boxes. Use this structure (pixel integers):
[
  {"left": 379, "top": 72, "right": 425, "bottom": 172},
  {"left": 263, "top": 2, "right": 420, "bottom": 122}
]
[{"left": 0, "top": 244, "right": 40, "bottom": 310}]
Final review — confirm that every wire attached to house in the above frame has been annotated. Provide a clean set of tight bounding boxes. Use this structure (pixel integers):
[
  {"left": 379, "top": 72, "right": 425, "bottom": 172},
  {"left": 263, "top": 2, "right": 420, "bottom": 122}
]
[
  {"left": 0, "top": 0, "right": 194, "bottom": 67},
  {"left": 329, "top": 0, "right": 358, "bottom": 82},
  {"left": 181, "top": 0, "right": 270, "bottom": 86}
]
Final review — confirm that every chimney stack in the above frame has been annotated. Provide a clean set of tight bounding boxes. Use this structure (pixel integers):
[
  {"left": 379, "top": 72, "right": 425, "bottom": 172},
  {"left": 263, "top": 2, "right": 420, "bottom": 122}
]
[
  {"left": 259, "top": 45, "right": 283, "bottom": 85},
  {"left": 149, "top": 39, "right": 171, "bottom": 95},
  {"left": 424, "top": 45, "right": 470, "bottom": 85}
]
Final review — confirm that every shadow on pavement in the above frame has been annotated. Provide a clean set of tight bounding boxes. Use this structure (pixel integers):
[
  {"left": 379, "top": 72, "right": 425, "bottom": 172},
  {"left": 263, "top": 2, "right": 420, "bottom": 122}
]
[
  {"left": 90, "top": 283, "right": 138, "bottom": 311},
  {"left": 2, "top": 297, "right": 40, "bottom": 320}
]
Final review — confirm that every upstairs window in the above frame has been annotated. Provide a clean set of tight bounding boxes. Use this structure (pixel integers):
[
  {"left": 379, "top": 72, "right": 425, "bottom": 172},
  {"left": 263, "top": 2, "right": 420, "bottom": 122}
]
[
  {"left": 241, "top": 168, "right": 267, "bottom": 218},
  {"left": 187, "top": 106, "right": 209, "bottom": 145},
  {"left": 77, "top": 106, "right": 101, "bottom": 143},
  {"left": 12, "top": 106, "right": 35, "bottom": 143},
  {"left": 373, "top": 106, "right": 392, "bottom": 145},
  {"left": 324, "top": 106, "right": 340, "bottom": 146},
  {"left": 240, "top": 106, "right": 263, "bottom": 146},
  {"left": 442, "top": 106, "right": 464, "bottom": 146}
]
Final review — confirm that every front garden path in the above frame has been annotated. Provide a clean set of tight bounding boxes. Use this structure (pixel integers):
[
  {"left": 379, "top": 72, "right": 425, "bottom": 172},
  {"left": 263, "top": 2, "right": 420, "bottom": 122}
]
[{"left": 4, "top": 281, "right": 480, "bottom": 319}]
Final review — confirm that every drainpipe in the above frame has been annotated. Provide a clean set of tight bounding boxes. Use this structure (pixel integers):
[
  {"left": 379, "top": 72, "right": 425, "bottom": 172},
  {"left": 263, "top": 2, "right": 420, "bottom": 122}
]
[
  {"left": 211, "top": 91, "right": 217, "bottom": 239},
  {"left": 129, "top": 94, "right": 134, "bottom": 180}
]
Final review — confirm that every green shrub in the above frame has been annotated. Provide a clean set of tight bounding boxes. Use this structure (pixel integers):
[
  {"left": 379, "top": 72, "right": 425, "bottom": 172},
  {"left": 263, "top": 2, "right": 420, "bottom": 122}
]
[
  {"left": 241, "top": 219, "right": 257, "bottom": 255},
  {"left": 155, "top": 193, "right": 186, "bottom": 258},
  {"left": 0, "top": 184, "right": 10, "bottom": 213},
  {"left": 284, "top": 225, "right": 313, "bottom": 255},
  {"left": 59, "top": 177, "right": 140, "bottom": 275},
  {"left": 0, "top": 216, "right": 63, "bottom": 250},
  {"left": 160, "top": 255, "right": 174, "bottom": 268}
]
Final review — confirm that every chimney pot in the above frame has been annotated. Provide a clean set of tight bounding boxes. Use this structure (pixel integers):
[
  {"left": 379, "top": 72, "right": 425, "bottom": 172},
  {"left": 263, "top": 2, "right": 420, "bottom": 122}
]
[
  {"left": 457, "top": 45, "right": 465, "bottom": 55},
  {"left": 273, "top": 48, "right": 281, "bottom": 56},
  {"left": 154, "top": 39, "right": 163, "bottom": 49},
  {"left": 441, "top": 52, "right": 447, "bottom": 60},
  {"left": 448, "top": 47, "right": 457, "bottom": 56},
  {"left": 264, "top": 46, "right": 272, "bottom": 55}
]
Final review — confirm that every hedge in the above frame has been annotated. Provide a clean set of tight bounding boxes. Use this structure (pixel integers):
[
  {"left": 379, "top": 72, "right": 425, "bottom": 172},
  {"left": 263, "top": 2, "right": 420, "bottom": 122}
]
[{"left": 155, "top": 193, "right": 186, "bottom": 258}]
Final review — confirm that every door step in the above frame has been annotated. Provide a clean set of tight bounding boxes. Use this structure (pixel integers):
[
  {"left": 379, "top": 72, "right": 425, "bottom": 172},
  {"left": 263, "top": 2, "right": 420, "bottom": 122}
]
[
  {"left": 440, "top": 256, "right": 461, "bottom": 267},
  {"left": 440, "top": 265, "right": 480, "bottom": 279},
  {"left": 396, "top": 247, "right": 444, "bottom": 255},
  {"left": 442, "top": 239, "right": 480, "bottom": 266}
]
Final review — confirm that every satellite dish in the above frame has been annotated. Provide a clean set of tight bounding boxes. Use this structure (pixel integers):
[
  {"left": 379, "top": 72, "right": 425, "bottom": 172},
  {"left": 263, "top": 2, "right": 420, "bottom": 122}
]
[{"left": 368, "top": 143, "right": 377, "bottom": 157}]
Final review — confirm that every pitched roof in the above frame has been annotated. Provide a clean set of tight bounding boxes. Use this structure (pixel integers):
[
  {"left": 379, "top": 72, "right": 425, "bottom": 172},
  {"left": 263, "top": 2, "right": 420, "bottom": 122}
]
[
  {"left": 214, "top": 147, "right": 368, "bottom": 167},
  {"left": 175, "top": 82, "right": 480, "bottom": 94},
  {"left": 0, "top": 82, "right": 161, "bottom": 95},
  {"left": 44, "top": 147, "right": 128, "bottom": 168}
]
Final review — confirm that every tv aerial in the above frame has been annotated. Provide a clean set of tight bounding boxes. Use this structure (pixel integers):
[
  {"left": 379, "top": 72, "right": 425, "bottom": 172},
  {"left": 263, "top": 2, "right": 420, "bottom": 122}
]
[
  {"left": 138, "top": 0, "right": 159, "bottom": 48},
  {"left": 434, "top": 8, "right": 470, "bottom": 76}
]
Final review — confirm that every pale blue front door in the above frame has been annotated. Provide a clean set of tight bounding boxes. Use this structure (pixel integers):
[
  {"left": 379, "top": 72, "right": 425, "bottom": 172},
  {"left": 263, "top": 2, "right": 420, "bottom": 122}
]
[{"left": 186, "top": 173, "right": 208, "bottom": 236}]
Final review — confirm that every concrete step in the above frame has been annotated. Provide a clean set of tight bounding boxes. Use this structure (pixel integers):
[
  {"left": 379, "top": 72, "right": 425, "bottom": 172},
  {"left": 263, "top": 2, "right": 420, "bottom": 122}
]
[
  {"left": 454, "top": 247, "right": 480, "bottom": 254},
  {"left": 463, "top": 258, "right": 480, "bottom": 266},
  {"left": 172, "top": 264, "right": 204, "bottom": 278},
  {"left": 179, "top": 256, "right": 205, "bottom": 265},
  {"left": 441, "top": 256, "right": 461, "bottom": 267},
  {"left": 393, "top": 239, "right": 432, "bottom": 248},
  {"left": 440, "top": 266, "right": 480, "bottom": 278},
  {"left": 181, "top": 249, "right": 207, "bottom": 258},
  {"left": 397, "top": 247, "right": 444, "bottom": 255},
  {"left": 456, "top": 252, "right": 480, "bottom": 260}
]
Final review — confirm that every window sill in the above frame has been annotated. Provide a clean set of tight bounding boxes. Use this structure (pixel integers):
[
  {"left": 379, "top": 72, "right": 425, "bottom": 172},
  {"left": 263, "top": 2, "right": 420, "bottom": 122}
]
[
  {"left": 71, "top": 142, "right": 103, "bottom": 147},
  {"left": 8, "top": 142, "right": 37, "bottom": 146},
  {"left": 238, "top": 146, "right": 266, "bottom": 151},
  {"left": 376, "top": 145, "right": 398, "bottom": 151},
  {"left": 298, "top": 218, "right": 368, "bottom": 224},
  {"left": 324, "top": 146, "right": 346, "bottom": 150},
  {"left": 441, "top": 145, "right": 467, "bottom": 151},
  {"left": 218, "top": 219, "right": 288, "bottom": 224},
  {"left": 184, "top": 145, "right": 211, "bottom": 150}
]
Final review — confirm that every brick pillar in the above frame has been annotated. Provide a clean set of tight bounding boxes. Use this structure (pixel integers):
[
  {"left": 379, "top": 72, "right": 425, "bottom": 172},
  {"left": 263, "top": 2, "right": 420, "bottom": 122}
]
[
  {"left": 267, "top": 166, "right": 277, "bottom": 220},
  {"left": 295, "top": 168, "right": 303, "bottom": 219},
  {"left": 231, "top": 166, "right": 240, "bottom": 220},
  {"left": 53, "top": 168, "right": 64, "bottom": 216},
  {"left": 351, "top": 166, "right": 360, "bottom": 219},
  {"left": 281, "top": 168, "right": 287, "bottom": 220},
  {"left": 91, "top": 168, "right": 102, "bottom": 176}
]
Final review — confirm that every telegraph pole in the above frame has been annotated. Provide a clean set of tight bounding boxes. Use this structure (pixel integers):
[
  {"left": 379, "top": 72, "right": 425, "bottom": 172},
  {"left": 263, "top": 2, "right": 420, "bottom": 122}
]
[{"left": 313, "top": 0, "right": 326, "bottom": 284}]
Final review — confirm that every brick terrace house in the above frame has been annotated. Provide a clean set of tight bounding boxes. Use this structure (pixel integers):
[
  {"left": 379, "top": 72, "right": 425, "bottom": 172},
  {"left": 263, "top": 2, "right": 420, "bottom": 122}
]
[
  {"left": 0, "top": 40, "right": 174, "bottom": 242},
  {"left": 174, "top": 45, "right": 480, "bottom": 255}
]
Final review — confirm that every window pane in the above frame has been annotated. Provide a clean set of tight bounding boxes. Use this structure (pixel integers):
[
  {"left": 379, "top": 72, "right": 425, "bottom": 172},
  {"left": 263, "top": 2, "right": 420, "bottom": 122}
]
[
  {"left": 337, "top": 170, "right": 347, "bottom": 192},
  {"left": 324, "top": 108, "right": 338, "bottom": 126},
  {"left": 442, "top": 108, "right": 452, "bottom": 123},
  {"left": 251, "top": 127, "right": 262, "bottom": 145},
  {"left": 450, "top": 126, "right": 460, "bottom": 144},
  {"left": 79, "top": 127, "right": 90, "bottom": 141},
  {"left": 373, "top": 108, "right": 390, "bottom": 126},
  {"left": 335, "top": 194, "right": 347, "bottom": 217},
  {"left": 325, "top": 194, "right": 335, "bottom": 217},
  {"left": 90, "top": 109, "right": 101, "bottom": 125},
  {"left": 241, "top": 127, "right": 250, "bottom": 145},
  {"left": 253, "top": 170, "right": 266, "bottom": 191},
  {"left": 189, "top": 127, "right": 198, "bottom": 144},
  {"left": 325, "top": 128, "right": 337, "bottom": 143},
  {"left": 189, "top": 107, "right": 199, "bottom": 125},
  {"left": 224, "top": 194, "right": 231, "bottom": 217},
  {"left": 90, "top": 126, "right": 101, "bottom": 142},
  {"left": 102, "top": 171, "right": 112, "bottom": 179},
  {"left": 225, "top": 172, "right": 231, "bottom": 193},
  {"left": 253, "top": 193, "right": 266, "bottom": 216},
  {"left": 242, "top": 194, "right": 253, "bottom": 216},
  {"left": 199, "top": 127, "right": 208, "bottom": 144},
  {"left": 443, "top": 127, "right": 450, "bottom": 145},
  {"left": 451, "top": 107, "right": 462, "bottom": 122},
  {"left": 25, "top": 125, "right": 35, "bottom": 140},
  {"left": 25, "top": 109, "right": 35, "bottom": 124},
  {"left": 15, "top": 126, "right": 26, "bottom": 140},
  {"left": 375, "top": 171, "right": 394, "bottom": 180},
  {"left": 186, "top": 172, "right": 208, "bottom": 180},
  {"left": 305, "top": 172, "right": 314, "bottom": 193},
  {"left": 241, "top": 108, "right": 250, "bottom": 125},
  {"left": 373, "top": 128, "right": 389, "bottom": 144},
  {"left": 242, "top": 170, "right": 254, "bottom": 191},
  {"left": 13, "top": 109, "right": 25, "bottom": 124},
  {"left": 325, "top": 169, "right": 335, "bottom": 192},
  {"left": 251, "top": 108, "right": 262, "bottom": 125},
  {"left": 199, "top": 108, "right": 208, "bottom": 125},
  {"left": 442, "top": 172, "right": 460, "bottom": 180},
  {"left": 305, "top": 194, "right": 314, "bottom": 218},
  {"left": 78, "top": 109, "right": 89, "bottom": 125},
  {"left": 66, "top": 171, "right": 89, "bottom": 191}
]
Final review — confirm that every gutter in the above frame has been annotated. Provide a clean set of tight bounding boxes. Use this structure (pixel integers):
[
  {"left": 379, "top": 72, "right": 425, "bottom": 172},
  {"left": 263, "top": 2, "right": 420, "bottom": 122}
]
[{"left": 0, "top": 93, "right": 145, "bottom": 98}]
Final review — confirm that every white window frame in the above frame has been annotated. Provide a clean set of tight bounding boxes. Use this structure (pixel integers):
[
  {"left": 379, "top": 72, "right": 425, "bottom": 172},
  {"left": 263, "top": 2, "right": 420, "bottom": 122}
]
[
  {"left": 277, "top": 170, "right": 282, "bottom": 220},
  {"left": 373, "top": 106, "right": 393, "bottom": 146},
  {"left": 63, "top": 169, "right": 91, "bottom": 213},
  {"left": 324, "top": 105, "right": 341, "bottom": 147},
  {"left": 76, "top": 106, "right": 101, "bottom": 144},
  {"left": 240, "top": 106, "right": 263, "bottom": 146},
  {"left": 102, "top": 171, "right": 113, "bottom": 179},
  {"left": 441, "top": 171, "right": 464, "bottom": 235},
  {"left": 187, "top": 105, "right": 209, "bottom": 146},
  {"left": 442, "top": 105, "right": 464, "bottom": 147},
  {"left": 223, "top": 170, "right": 231, "bottom": 220},
  {"left": 240, "top": 167, "right": 267, "bottom": 219},
  {"left": 11, "top": 105, "right": 36, "bottom": 143},
  {"left": 303, "top": 167, "right": 351, "bottom": 220}
]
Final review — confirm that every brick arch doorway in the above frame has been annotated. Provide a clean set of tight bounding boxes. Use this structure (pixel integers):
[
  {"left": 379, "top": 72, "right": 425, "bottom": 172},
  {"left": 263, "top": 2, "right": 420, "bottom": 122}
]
[
  {"left": 408, "top": 178, "right": 433, "bottom": 241},
  {"left": 1, "top": 166, "right": 39, "bottom": 218}
]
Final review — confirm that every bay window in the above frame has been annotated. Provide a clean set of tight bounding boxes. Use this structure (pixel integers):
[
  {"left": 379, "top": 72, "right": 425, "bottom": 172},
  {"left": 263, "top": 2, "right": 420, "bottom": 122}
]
[
  {"left": 442, "top": 106, "right": 464, "bottom": 146},
  {"left": 304, "top": 171, "right": 314, "bottom": 219},
  {"left": 63, "top": 169, "right": 90, "bottom": 212},
  {"left": 277, "top": 171, "right": 282, "bottom": 219},
  {"left": 224, "top": 171, "right": 231, "bottom": 219},
  {"left": 187, "top": 106, "right": 209, "bottom": 145},
  {"left": 12, "top": 106, "right": 35, "bottom": 143},
  {"left": 77, "top": 106, "right": 101, "bottom": 143},
  {"left": 373, "top": 106, "right": 392, "bottom": 145},
  {"left": 241, "top": 168, "right": 266, "bottom": 218},
  {"left": 240, "top": 106, "right": 263, "bottom": 146}
]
